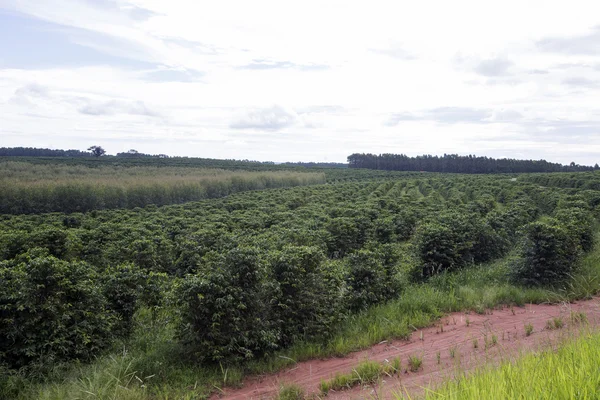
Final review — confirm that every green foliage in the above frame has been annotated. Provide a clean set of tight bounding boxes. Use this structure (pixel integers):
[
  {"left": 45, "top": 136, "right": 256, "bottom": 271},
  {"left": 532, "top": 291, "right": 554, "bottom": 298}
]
[
  {"left": 88, "top": 145, "right": 106, "bottom": 157},
  {"left": 271, "top": 246, "right": 344, "bottom": 346},
  {"left": 415, "top": 212, "right": 485, "bottom": 278},
  {"left": 326, "top": 217, "right": 362, "bottom": 258},
  {"left": 348, "top": 152, "right": 595, "bottom": 173},
  {"left": 175, "top": 247, "right": 278, "bottom": 364},
  {"left": 345, "top": 248, "right": 402, "bottom": 311},
  {"left": 0, "top": 253, "right": 115, "bottom": 369},
  {"left": 554, "top": 206, "right": 595, "bottom": 252},
  {"left": 101, "top": 264, "right": 146, "bottom": 337},
  {"left": 7, "top": 240, "right": 600, "bottom": 399},
  {"left": 524, "top": 322, "right": 534, "bottom": 336},
  {"left": 28, "top": 227, "right": 70, "bottom": 258},
  {"left": 407, "top": 354, "right": 423, "bottom": 372},
  {"left": 513, "top": 219, "right": 580, "bottom": 286},
  {"left": 1, "top": 169, "right": 599, "bottom": 386}
]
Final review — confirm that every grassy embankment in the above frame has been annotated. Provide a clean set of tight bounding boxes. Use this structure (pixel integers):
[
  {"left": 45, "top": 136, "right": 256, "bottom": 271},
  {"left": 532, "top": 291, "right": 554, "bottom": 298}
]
[{"left": 412, "top": 326, "right": 600, "bottom": 400}]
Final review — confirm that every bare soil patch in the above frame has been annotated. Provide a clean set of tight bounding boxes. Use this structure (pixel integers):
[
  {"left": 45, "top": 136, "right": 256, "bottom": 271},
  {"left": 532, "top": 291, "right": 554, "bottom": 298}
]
[{"left": 216, "top": 298, "right": 600, "bottom": 399}]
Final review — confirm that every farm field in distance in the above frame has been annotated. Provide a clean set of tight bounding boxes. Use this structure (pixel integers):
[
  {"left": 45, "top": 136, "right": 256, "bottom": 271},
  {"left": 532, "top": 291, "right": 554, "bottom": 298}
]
[
  {"left": 0, "top": 159, "right": 326, "bottom": 214},
  {"left": 2, "top": 156, "right": 600, "bottom": 399}
]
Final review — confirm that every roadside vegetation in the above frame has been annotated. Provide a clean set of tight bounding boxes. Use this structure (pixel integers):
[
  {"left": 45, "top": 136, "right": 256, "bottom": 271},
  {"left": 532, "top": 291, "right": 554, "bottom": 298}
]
[
  {"left": 414, "top": 329, "right": 600, "bottom": 400},
  {"left": 319, "top": 358, "right": 401, "bottom": 395},
  {"left": 2, "top": 166, "right": 600, "bottom": 399}
]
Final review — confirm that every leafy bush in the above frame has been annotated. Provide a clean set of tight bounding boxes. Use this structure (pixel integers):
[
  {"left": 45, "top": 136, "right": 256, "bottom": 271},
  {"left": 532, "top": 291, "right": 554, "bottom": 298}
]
[
  {"left": 415, "top": 213, "right": 479, "bottom": 278},
  {"left": 513, "top": 219, "right": 580, "bottom": 286},
  {"left": 101, "top": 264, "right": 146, "bottom": 337},
  {"left": 0, "top": 231, "right": 27, "bottom": 261},
  {"left": 28, "top": 227, "right": 70, "bottom": 258},
  {"left": 393, "top": 209, "right": 419, "bottom": 241},
  {"left": 326, "top": 217, "right": 361, "bottom": 258},
  {"left": 554, "top": 207, "right": 595, "bottom": 252},
  {"left": 271, "top": 246, "right": 344, "bottom": 346},
  {"left": 0, "top": 252, "right": 115, "bottom": 369},
  {"left": 470, "top": 221, "right": 509, "bottom": 263},
  {"left": 346, "top": 249, "right": 402, "bottom": 311},
  {"left": 175, "top": 247, "right": 278, "bottom": 363}
]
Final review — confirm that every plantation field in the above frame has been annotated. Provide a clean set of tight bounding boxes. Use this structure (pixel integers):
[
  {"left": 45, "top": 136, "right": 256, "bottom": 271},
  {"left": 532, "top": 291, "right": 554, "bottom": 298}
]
[
  {"left": 0, "top": 158, "right": 419, "bottom": 214},
  {"left": 2, "top": 166, "right": 600, "bottom": 399},
  {"left": 0, "top": 160, "right": 326, "bottom": 214}
]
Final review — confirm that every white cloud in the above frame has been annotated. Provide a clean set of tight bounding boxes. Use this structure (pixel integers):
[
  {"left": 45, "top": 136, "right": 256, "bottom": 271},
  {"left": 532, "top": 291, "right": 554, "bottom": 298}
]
[
  {"left": 230, "top": 105, "right": 298, "bottom": 131},
  {"left": 537, "top": 26, "right": 600, "bottom": 55},
  {"left": 78, "top": 99, "right": 160, "bottom": 117},
  {"left": 474, "top": 58, "right": 513, "bottom": 77},
  {"left": 2, "top": 0, "right": 600, "bottom": 164}
]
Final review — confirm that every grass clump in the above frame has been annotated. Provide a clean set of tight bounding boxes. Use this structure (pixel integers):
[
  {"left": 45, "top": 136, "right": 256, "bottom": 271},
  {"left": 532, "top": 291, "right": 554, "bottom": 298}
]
[
  {"left": 278, "top": 383, "right": 305, "bottom": 400},
  {"left": 387, "top": 357, "right": 402, "bottom": 374},
  {"left": 524, "top": 323, "right": 534, "bottom": 337},
  {"left": 570, "top": 311, "right": 588, "bottom": 325},
  {"left": 545, "top": 317, "right": 565, "bottom": 330},
  {"left": 484, "top": 335, "right": 498, "bottom": 349},
  {"left": 449, "top": 346, "right": 457, "bottom": 359},
  {"left": 407, "top": 355, "right": 423, "bottom": 372},
  {"left": 319, "top": 359, "right": 400, "bottom": 395}
]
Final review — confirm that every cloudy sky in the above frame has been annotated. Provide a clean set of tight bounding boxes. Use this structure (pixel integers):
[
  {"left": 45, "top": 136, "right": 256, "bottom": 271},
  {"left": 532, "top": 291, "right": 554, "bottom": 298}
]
[{"left": 1, "top": 0, "right": 600, "bottom": 163}]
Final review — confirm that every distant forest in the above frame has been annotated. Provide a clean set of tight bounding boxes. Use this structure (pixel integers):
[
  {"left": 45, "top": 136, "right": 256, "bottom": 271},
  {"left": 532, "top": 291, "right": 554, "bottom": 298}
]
[
  {"left": 0, "top": 147, "right": 347, "bottom": 168},
  {"left": 0, "top": 147, "right": 92, "bottom": 157},
  {"left": 348, "top": 153, "right": 599, "bottom": 174},
  {"left": 0, "top": 147, "right": 166, "bottom": 158},
  {"left": 3, "top": 147, "right": 597, "bottom": 174}
]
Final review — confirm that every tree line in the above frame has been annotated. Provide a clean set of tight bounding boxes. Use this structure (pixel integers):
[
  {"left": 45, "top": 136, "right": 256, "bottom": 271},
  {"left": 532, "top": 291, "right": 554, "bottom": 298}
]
[
  {"left": 0, "top": 147, "right": 92, "bottom": 157},
  {"left": 348, "top": 153, "right": 599, "bottom": 173}
]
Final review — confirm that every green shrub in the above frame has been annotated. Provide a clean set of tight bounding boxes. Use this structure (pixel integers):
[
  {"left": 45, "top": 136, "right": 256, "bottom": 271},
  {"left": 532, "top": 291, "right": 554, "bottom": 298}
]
[
  {"left": 175, "top": 247, "right": 278, "bottom": 364},
  {"left": 0, "top": 253, "right": 115, "bottom": 369},
  {"left": 28, "top": 227, "right": 70, "bottom": 258},
  {"left": 326, "top": 217, "right": 361, "bottom": 258},
  {"left": 415, "top": 213, "right": 477, "bottom": 278},
  {"left": 470, "top": 221, "right": 509, "bottom": 263},
  {"left": 554, "top": 207, "right": 594, "bottom": 252},
  {"left": 271, "top": 246, "right": 344, "bottom": 346},
  {"left": 513, "top": 219, "right": 580, "bottom": 286},
  {"left": 101, "top": 264, "right": 145, "bottom": 337},
  {"left": 393, "top": 209, "right": 418, "bottom": 240},
  {"left": 345, "top": 249, "right": 401, "bottom": 311},
  {"left": 0, "top": 231, "right": 27, "bottom": 261}
]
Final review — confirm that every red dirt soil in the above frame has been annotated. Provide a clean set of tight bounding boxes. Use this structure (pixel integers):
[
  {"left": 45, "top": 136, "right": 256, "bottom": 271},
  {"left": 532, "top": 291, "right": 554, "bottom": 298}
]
[{"left": 215, "top": 298, "right": 600, "bottom": 399}]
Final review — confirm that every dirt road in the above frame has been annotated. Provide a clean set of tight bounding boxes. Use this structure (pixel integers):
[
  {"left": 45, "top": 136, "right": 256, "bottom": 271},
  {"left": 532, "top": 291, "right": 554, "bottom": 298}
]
[{"left": 217, "top": 298, "right": 600, "bottom": 399}]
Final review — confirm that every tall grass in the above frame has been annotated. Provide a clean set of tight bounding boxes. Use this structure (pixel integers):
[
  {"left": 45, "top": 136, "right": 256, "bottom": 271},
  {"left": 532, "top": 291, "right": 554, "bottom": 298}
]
[
  {"left": 0, "top": 308, "right": 239, "bottom": 400},
  {"left": 0, "top": 161, "right": 325, "bottom": 214},
  {"left": 415, "top": 330, "right": 600, "bottom": 400}
]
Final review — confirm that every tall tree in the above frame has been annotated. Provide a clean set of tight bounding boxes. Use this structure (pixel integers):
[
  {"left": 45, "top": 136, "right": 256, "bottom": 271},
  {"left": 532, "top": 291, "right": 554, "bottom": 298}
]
[{"left": 88, "top": 146, "right": 106, "bottom": 157}]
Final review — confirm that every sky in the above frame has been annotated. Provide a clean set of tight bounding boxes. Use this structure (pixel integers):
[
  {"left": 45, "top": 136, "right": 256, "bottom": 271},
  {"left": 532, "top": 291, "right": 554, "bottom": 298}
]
[{"left": 1, "top": 1, "right": 600, "bottom": 163}]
